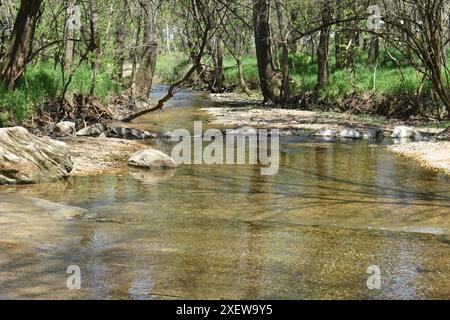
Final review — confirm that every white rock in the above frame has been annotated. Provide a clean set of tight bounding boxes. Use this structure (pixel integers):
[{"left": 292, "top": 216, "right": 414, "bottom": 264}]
[
  {"left": 162, "top": 131, "right": 174, "bottom": 139},
  {"left": 54, "top": 121, "right": 76, "bottom": 136},
  {"left": 227, "top": 126, "right": 258, "bottom": 136},
  {"left": 128, "top": 149, "right": 177, "bottom": 170},
  {"left": 391, "top": 126, "right": 421, "bottom": 139}
]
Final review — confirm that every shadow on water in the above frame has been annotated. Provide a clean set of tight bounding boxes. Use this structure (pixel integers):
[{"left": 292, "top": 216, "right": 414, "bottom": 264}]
[{"left": 0, "top": 85, "right": 449, "bottom": 299}]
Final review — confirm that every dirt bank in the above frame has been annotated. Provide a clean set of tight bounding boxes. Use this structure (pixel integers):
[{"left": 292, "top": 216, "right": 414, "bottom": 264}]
[
  {"left": 63, "top": 137, "right": 147, "bottom": 176},
  {"left": 203, "top": 93, "right": 442, "bottom": 136},
  {"left": 388, "top": 142, "right": 450, "bottom": 174}
]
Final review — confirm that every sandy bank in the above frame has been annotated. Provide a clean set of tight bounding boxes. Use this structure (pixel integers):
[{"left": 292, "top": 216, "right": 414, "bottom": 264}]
[{"left": 388, "top": 141, "right": 450, "bottom": 175}]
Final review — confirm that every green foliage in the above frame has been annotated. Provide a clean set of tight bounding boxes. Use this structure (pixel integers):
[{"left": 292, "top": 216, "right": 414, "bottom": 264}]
[
  {"left": 155, "top": 49, "right": 441, "bottom": 104},
  {"left": 156, "top": 52, "right": 191, "bottom": 83},
  {"left": 220, "top": 49, "right": 441, "bottom": 102},
  {"left": 223, "top": 56, "right": 260, "bottom": 89},
  {"left": 0, "top": 60, "right": 120, "bottom": 124}
]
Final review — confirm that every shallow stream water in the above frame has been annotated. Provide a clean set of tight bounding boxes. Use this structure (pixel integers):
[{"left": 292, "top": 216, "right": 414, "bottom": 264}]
[{"left": 0, "top": 86, "right": 449, "bottom": 299}]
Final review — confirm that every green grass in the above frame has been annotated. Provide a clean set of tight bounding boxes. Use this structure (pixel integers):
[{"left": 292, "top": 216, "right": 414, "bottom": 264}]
[
  {"left": 155, "top": 49, "right": 446, "bottom": 101},
  {"left": 223, "top": 56, "right": 260, "bottom": 89},
  {"left": 0, "top": 60, "right": 121, "bottom": 124},
  {"left": 155, "top": 52, "right": 190, "bottom": 83},
  {"left": 426, "top": 120, "right": 450, "bottom": 129}
]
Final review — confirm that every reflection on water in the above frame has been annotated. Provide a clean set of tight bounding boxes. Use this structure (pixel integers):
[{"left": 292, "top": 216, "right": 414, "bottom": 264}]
[{"left": 0, "top": 86, "right": 449, "bottom": 299}]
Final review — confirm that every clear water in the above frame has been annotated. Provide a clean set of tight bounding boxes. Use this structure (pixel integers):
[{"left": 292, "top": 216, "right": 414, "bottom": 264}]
[{"left": 0, "top": 86, "right": 449, "bottom": 299}]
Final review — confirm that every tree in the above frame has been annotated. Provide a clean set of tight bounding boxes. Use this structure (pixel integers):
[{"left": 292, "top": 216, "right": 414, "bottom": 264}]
[
  {"left": 253, "top": 0, "right": 277, "bottom": 104},
  {"left": 0, "top": 0, "right": 42, "bottom": 89},
  {"left": 316, "top": 0, "right": 332, "bottom": 88},
  {"left": 133, "top": 0, "right": 160, "bottom": 101}
]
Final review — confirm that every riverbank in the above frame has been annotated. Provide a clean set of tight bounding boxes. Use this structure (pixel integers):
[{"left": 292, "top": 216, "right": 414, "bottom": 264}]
[
  {"left": 203, "top": 93, "right": 444, "bottom": 135},
  {"left": 203, "top": 92, "right": 450, "bottom": 175}
]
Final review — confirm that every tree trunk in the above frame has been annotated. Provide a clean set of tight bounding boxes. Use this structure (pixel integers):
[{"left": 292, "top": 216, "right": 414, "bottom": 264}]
[
  {"left": 275, "top": 0, "right": 290, "bottom": 104},
  {"left": 316, "top": 0, "right": 332, "bottom": 89},
  {"left": 335, "top": 30, "right": 342, "bottom": 69},
  {"left": 0, "top": 0, "right": 42, "bottom": 89},
  {"left": 212, "top": 36, "right": 225, "bottom": 93},
  {"left": 131, "top": 15, "right": 142, "bottom": 87},
  {"left": 133, "top": 0, "right": 159, "bottom": 101},
  {"left": 114, "top": 0, "right": 127, "bottom": 81},
  {"left": 64, "top": 2, "right": 77, "bottom": 70},
  {"left": 252, "top": 0, "right": 277, "bottom": 104},
  {"left": 88, "top": 1, "right": 100, "bottom": 96},
  {"left": 367, "top": 36, "right": 379, "bottom": 67}
]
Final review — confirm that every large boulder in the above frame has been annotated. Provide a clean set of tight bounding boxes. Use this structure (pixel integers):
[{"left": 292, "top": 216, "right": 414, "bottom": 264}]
[
  {"left": 391, "top": 126, "right": 421, "bottom": 139},
  {"left": 128, "top": 149, "right": 177, "bottom": 170},
  {"left": 0, "top": 127, "right": 73, "bottom": 185}
]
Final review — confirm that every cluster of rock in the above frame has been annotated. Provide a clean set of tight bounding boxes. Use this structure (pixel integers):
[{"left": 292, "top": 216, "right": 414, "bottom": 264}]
[
  {"left": 0, "top": 126, "right": 177, "bottom": 185},
  {"left": 52, "top": 121, "right": 157, "bottom": 140},
  {"left": 313, "top": 127, "right": 385, "bottom": 140},
  {"left": 76, "top": 123, "right": 157, "bottom": 140},
  {"left": 312, "top": 126, "right": 427, "bottom": 141}
]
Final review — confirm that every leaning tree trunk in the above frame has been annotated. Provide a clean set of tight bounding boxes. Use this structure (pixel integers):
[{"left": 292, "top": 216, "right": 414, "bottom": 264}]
[
  {"left": 133, "top": 0, "right": 159, "bottom": 101},
  {"left": 252, "top": 0, "right": 277, "bottom": 104},
  {"left": 0, "top": 0, "right": 42, "bottom": 89}
]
